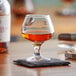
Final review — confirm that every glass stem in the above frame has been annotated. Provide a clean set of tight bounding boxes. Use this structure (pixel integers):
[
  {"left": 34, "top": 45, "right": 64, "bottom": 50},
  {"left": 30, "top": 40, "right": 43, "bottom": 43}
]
[{"left": 33, "top": 43, "right": 42, "bottom": 60}]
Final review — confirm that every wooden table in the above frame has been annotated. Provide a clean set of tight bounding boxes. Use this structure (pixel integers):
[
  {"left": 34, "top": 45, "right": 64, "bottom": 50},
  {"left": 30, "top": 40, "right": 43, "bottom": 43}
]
[{"left": 0, "top": 40, "right": 76, "bottom": 76}]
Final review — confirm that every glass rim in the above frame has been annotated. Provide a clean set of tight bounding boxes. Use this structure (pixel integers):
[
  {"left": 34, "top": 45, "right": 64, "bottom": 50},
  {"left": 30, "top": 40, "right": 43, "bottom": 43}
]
[{"left": 25, "top": 14, "right": 50, "bottom": 18}]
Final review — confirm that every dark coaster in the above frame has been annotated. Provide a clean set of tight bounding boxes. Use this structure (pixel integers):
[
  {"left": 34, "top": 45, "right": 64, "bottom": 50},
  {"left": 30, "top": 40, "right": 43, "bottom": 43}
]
[{"left": 13, "top": 58, "right": 70, "bottom": 68}]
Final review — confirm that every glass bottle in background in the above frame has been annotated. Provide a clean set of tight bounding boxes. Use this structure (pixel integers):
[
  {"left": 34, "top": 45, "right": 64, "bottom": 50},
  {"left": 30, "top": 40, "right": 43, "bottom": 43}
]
[
  {"left": 60, "top": 0, "right": 76, "bottom": 16},
  {"left": 58, "top": 33, "right": 76, "bottom": 59},
  {"left": 12, "top": 0, "right": 34, "bottom": 17},
  {"left": 0, "top": 0, "right": 11, "bottom": 53}
]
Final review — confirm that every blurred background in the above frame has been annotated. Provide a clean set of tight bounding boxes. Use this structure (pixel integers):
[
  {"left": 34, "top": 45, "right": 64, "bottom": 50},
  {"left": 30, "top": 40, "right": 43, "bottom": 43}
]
[{"left": 8, "top": 0, "right": 76, "bottom": 42}]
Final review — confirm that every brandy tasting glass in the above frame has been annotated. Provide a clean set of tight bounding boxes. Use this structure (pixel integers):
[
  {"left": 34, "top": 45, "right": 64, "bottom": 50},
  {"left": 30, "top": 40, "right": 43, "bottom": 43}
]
[{"left": 21, "top": 15, "right": 54, "bottom": 62}]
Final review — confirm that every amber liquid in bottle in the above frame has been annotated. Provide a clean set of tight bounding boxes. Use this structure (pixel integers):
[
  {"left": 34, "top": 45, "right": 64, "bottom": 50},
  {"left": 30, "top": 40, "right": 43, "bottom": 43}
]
[
  {"left": 0, "top": 42, "right": 8, "bottom": 53},
  {"left": 22, "top": 30, "right": 52, "bottom": 42}
]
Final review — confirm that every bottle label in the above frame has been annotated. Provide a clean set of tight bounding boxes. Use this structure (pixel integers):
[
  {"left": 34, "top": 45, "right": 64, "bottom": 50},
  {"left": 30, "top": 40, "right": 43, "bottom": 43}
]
[{"left": 0, "top": 15, "right": 11, "bottom": 42}]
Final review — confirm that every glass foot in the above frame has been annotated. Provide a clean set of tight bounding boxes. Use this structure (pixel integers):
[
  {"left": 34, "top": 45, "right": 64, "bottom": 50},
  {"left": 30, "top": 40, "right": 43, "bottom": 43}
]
[{"left": 26, "top": 55, "right": 50, "bottom": 62}]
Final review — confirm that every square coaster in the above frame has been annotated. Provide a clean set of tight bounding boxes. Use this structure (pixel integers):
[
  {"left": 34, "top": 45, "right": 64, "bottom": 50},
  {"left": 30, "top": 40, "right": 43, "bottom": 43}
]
[{"left": 13, "top": 58, "right": 70, "bottom": 68}]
